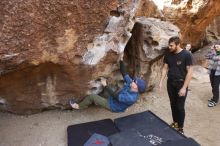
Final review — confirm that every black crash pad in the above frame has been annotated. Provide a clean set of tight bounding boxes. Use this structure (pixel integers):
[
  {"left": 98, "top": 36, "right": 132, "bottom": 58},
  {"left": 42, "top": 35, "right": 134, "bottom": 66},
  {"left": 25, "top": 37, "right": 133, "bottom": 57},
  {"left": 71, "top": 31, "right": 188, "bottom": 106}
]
[
  {"left": 67, "top": 119, "right": 119, "bottom": 146},
  {"left": 160, "top": 138, "right": 201, "bottom": 146},
  {"left": 109, "top": 129, "right": 156, "bottom": 146},
  {"left": 114, "top": 111, "right": 185, "bottom": 143},
  {"left": 67, "top": 111, "right": 200, "bottom": 146}
]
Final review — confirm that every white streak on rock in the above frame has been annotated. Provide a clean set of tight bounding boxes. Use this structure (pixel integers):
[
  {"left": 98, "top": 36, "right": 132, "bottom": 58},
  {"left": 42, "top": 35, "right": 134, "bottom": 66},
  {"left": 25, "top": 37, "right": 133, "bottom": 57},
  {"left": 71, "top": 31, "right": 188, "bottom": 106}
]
[{"left": 82, "top": 0, "right": 141, "bottom": 65}]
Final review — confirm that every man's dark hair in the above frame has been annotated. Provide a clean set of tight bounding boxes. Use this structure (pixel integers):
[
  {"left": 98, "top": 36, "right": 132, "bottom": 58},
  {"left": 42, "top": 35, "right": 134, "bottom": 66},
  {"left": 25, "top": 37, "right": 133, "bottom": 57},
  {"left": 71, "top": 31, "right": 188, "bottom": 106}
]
[{"left": 169, "top": 36, "right": 181, "bottom": 45}]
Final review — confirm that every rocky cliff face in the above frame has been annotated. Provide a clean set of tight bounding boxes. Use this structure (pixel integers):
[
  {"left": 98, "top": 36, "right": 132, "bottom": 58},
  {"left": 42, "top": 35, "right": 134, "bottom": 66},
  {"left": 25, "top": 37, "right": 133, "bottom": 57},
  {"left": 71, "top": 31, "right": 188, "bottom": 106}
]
[
  {"left": 138, "top": 0, "right": 220, "bottom": 49},
  {"left": 206, "top": 15, "right": 220, "bottom": 43},
  {"left": 0, "top": 0, "right": 220, "bottom": 114}
]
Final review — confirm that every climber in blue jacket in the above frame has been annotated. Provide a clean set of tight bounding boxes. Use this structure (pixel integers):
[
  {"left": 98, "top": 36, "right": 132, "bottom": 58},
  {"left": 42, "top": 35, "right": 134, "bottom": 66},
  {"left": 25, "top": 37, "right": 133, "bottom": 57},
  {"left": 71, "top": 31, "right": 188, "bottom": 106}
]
[{"left": 70, "top": 53, "right": 147, "bottom": 112}]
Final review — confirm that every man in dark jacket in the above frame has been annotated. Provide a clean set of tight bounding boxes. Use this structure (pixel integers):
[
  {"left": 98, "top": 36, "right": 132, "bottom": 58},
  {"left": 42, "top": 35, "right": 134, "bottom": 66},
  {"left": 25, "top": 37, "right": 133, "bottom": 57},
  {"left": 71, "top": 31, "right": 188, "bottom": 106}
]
[{"left": 70, "top": 53, "right": 147, "bottom": 112}]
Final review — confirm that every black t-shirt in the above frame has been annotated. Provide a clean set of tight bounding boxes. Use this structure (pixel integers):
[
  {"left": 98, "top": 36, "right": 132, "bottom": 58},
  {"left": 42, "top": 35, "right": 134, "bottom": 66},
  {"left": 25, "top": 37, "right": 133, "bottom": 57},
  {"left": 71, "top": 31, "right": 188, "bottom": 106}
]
[{"left": 164, "top": 49, "right": 193, "bottom": 80}]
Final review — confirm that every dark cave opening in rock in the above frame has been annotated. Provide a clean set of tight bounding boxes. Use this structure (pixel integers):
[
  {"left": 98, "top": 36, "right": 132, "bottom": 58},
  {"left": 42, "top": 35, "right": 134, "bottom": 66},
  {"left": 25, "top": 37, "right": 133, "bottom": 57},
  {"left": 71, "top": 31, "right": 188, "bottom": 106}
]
[{"left": 124, "top": 22, "right": 144, "bottom": 78}]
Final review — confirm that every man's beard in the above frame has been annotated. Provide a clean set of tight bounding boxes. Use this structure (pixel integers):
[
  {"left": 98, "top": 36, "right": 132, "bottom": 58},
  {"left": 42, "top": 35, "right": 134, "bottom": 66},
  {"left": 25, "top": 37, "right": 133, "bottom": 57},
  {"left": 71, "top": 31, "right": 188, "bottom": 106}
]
[{"left": 169, "top": 46, "right": 178, "bottom": 53}]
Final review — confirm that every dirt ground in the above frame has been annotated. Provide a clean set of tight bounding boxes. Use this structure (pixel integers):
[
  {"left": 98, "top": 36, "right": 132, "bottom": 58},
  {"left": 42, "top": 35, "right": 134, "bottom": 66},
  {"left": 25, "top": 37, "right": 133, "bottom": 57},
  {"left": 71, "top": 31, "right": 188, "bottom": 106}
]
[{"left": 0, "top": 73, "right": 220, "bottom": 146}]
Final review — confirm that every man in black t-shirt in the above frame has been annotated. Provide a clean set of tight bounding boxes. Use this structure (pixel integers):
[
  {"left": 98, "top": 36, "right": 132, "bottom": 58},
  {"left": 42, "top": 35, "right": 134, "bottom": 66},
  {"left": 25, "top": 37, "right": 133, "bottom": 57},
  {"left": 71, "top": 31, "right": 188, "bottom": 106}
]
[{"left": 159, "top": 36, "right": 193, "bottom": 134}]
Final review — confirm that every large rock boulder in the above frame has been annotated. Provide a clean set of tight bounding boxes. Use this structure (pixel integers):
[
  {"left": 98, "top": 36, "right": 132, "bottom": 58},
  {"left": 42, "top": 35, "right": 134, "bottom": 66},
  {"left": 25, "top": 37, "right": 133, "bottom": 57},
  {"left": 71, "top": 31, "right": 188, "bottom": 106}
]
[
  {"left": 127, "top": 17, "right": 179, "bottom": 87},
  {"left": 0, "top": 0, "right": 219, "bottom": 114},
  {"left": 0, "top": 0, "right": 140, "bottom": 114}
]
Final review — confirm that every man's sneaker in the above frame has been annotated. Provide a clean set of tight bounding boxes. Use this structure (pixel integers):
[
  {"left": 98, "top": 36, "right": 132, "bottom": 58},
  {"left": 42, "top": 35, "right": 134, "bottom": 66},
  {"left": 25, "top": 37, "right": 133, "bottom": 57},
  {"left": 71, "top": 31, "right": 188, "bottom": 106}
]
[
  {"left": 170, "top": 122, "right": 179, "bottom": 130},
  {"left": 178, "top": 128, "right": 184, "bottom": 134},
  {"left": 208, "top": 100, "right": 217, "bottom": 107}
]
